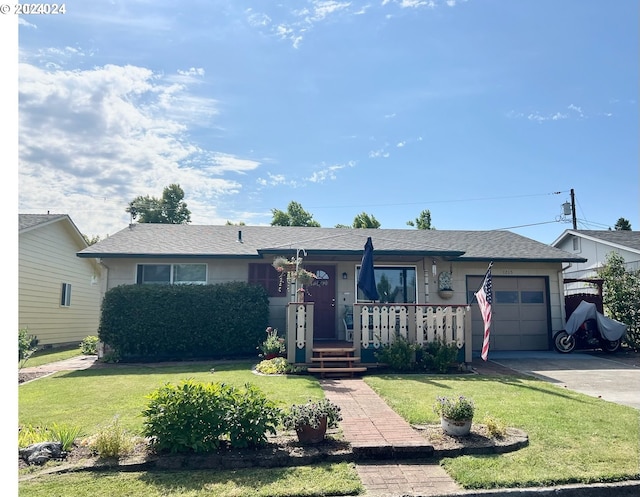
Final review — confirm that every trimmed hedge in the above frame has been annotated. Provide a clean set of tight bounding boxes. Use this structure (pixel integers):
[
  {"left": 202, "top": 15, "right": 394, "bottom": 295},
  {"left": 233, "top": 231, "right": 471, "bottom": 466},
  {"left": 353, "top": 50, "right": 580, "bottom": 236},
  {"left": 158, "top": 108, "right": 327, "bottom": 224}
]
[{"left": 98, "top": 282, "right": 269, "bottom": 361}]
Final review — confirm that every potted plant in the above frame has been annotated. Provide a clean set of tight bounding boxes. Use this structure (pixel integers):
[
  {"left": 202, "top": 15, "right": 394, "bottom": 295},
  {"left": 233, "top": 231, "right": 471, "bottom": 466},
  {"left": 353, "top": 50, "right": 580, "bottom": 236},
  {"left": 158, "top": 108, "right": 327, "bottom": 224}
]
[
  {"left": 257, "top": 327, "right": 286, "bottom": 360},
  {"left": 282, "top": 398, "right": 342, "bottom": 444},
  {"left": 433, "top": 395, "right": 474, "bottom": 436}
]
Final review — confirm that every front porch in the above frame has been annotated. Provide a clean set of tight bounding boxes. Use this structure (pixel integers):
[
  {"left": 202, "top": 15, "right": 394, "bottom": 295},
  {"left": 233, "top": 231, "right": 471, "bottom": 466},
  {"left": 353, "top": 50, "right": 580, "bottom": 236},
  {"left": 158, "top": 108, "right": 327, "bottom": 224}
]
[{"left": 286, "top": 303, "right": 473, "bottom": 367}]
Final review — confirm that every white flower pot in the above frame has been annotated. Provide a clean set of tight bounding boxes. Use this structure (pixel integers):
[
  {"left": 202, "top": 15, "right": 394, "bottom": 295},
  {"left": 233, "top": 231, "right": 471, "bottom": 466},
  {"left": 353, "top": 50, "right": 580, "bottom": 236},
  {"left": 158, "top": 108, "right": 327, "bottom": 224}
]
[{"left": 441, "top": 417, "right": 472, "bottom": 436}]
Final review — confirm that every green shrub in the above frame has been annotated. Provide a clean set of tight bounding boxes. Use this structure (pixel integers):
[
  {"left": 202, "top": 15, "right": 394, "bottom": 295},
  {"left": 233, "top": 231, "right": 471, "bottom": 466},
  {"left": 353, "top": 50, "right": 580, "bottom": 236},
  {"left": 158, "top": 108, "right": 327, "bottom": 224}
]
[
  {"left": 483, "top": 415, "right": 507, "bottom": 439},
  {"left": 89, "top": 416, "right": 134, "bottom": 458},
  {"left": 255, "top": 357, "right": 300, "bottom": 375},
  {"left": 417, "top": 337, "right": 460, "bottom": 373},
  {"left": 49, "top": 423, "right": 82, "bottom": 451},
  {"left": 18, "top": 328, "right": 39, "bottom": 365},
  {"left": 142, "top": 380, "right": 279, "bottom": 453},
  {"left": 98, "top": 282, "right": 269, "bottom": 361},
  {"left": 80, "top": 336, "right": 99, "bottom": 355},
  {"left": 374, "top": 334, "right": 419, "bottom": 371}
]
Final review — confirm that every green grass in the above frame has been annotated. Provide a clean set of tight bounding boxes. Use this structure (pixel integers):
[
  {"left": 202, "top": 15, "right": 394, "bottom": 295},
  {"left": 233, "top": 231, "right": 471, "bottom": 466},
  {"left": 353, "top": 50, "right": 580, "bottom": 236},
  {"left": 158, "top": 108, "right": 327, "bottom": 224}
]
[
  {"left": 19, "top": 362, "right": 640, "bottom": 495},
  {"left": 20, "top": 345, "right": 83, "bottom": 368},
  {"left": 365, "top": 374, "right": 640, "bottom": 489},
  {"left": 19, "top": 362, "right": 324, "bottom": 435},
  {"left": 18, "top": 463, "right": 364, "bottom": 497}
]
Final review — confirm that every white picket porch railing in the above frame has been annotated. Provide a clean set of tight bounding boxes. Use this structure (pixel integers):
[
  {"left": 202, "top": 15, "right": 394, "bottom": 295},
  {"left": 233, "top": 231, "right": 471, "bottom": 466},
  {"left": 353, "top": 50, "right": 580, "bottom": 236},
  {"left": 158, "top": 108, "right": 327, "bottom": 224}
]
[{"left": 286, "top": 303, "right": 473, "bottom": 364}]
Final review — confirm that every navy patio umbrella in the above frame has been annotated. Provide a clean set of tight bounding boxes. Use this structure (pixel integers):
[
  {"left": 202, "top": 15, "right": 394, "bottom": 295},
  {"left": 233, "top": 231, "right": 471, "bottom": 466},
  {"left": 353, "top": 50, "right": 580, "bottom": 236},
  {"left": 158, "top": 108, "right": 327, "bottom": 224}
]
[{"left": 357, "top": 237, "right": 379, "bottom": 301}]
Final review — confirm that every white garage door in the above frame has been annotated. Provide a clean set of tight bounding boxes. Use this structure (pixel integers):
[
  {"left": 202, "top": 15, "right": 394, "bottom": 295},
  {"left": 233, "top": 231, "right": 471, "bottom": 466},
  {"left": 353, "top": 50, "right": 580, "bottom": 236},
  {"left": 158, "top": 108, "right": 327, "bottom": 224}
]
[{"left": 468, "top": 276, "right": 550, "bottom": 351}]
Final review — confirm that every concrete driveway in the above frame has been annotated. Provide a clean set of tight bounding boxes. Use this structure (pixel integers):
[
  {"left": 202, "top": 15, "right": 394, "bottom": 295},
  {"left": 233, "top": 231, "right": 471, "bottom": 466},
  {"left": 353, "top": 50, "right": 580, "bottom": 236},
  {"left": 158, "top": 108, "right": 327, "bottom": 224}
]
[{"left": 485, "top": 351, "right": 640, "bottom": 409}]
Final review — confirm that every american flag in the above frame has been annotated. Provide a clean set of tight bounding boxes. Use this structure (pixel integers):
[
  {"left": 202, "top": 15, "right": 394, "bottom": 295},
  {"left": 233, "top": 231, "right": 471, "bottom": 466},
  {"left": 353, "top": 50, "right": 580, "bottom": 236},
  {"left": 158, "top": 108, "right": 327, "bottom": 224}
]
[{"left": 475, "top": 263, "right": 493, "bottom": 361}]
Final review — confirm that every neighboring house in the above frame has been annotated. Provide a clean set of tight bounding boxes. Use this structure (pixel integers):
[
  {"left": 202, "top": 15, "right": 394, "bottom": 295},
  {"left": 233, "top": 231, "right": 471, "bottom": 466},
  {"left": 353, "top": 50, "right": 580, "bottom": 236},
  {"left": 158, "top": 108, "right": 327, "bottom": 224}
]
[
  {"left": 552, "top": 230, "right": 640, "bottom": 279},
  {"left": 19, "top": 214, "right": 102, "bottom": 346},
  {"left": 551, "top": 230, "right": 640, "bottom": 302},
  {"left": 77, "top": 224, "right": 585, "bottom": 360}
]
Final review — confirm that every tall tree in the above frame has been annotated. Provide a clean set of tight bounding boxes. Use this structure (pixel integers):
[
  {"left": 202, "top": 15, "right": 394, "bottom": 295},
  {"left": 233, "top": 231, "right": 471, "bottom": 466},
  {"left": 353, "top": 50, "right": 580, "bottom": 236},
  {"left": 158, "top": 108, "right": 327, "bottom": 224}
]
[
  {"left": 614, "top": 217, "right": 632, "bottom": 231},
  {"left": 352, "top": 212, "right": 380, "bottom": 229},
  {"left": 407, "top": 209, "right": 434, "bottom": 230},
  {"left": 126, "top": 184, "right": 191, "bottom": 224},
  {"left": 271, "top": 201, "right": 320, "bottom": 227}
]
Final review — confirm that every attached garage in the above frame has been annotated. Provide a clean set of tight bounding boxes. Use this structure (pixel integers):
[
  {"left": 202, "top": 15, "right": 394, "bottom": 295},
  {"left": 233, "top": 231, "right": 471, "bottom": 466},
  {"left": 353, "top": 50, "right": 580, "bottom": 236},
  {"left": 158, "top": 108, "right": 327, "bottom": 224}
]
[{"left": 468, "top": 275, "right": 550, "bottom": 351}]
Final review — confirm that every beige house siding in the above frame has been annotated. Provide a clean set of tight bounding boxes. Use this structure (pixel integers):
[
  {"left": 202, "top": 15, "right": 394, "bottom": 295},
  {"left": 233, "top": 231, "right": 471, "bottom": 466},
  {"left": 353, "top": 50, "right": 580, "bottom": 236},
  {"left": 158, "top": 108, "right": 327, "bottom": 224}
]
[
  {"left": 98, "top": 257, "right": 567, "bottom": 351},
  {"left": 19, "top": 217, "right": 102, "bottom": 346}
]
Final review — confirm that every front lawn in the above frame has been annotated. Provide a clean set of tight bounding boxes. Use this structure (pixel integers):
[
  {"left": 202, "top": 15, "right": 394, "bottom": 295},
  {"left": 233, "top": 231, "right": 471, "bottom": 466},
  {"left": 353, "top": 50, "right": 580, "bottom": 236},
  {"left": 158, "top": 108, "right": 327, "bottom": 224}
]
[
  {"left": 19, "top": 361, "right": 323, "bottom": 434},
  {"left": 365, "top": 374, "right": 640, "bottom": 489},
  {"left": 19, "top": 361, "right": 640, "bottom": 495}
]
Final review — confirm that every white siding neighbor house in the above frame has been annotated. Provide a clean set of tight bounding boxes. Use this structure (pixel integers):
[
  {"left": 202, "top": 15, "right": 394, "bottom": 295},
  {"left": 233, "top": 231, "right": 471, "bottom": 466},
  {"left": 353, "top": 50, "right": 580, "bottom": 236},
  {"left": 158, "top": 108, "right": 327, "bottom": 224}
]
[
  {"left": 19, "top": 214, "right": 102, "bottom": 346},
  {"left": 78, "top": 224, "right": 585, "bottom": 360},
  {"left": 552, "top": 230, "right": 640, "bottom": 294}
]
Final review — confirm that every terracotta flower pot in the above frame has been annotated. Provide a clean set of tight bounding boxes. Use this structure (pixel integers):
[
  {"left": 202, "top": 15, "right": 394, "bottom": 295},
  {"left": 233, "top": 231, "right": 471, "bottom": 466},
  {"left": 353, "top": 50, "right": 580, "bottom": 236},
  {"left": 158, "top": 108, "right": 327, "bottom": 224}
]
[
  {"left": 295, "top": 416, "right": 327, "bottom": 444},
  {"left": 441, "top": 417, "right": 472, "bottom": 436}
]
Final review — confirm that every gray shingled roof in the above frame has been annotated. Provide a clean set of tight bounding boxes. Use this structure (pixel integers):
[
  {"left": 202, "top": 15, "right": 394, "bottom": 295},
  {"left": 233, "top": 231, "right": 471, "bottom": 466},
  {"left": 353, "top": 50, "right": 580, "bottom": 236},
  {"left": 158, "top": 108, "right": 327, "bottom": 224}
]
[
  {"left": 77, "top": 223, "right": 585, "bottom": 263},
  {"left": 569, "top": 230, "right": 640, "bottom": 252},
  {"left": 19, "top": 213, "right": 68, "bottom": 232}
]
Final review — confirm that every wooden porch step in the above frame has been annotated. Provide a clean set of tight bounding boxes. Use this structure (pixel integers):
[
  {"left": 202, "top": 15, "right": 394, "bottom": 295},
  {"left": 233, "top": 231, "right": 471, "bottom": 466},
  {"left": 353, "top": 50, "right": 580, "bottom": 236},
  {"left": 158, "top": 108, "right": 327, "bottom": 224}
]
[
  {"left": 311, "top": 347, "right": 356, "bottom": 354},
  {"left": 307, "top": 366, "right": 367, "bottom": 377},
  {"left": 310, "top": 356, "right": 361, "bottom": 362}
]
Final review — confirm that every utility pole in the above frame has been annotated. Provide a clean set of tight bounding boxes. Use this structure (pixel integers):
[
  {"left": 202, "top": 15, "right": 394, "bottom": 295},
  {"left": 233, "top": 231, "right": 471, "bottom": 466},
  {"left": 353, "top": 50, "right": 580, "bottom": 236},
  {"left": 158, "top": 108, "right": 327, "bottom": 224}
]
[{"left": 570, "top": 188, "right": 577, "bottom": 229}]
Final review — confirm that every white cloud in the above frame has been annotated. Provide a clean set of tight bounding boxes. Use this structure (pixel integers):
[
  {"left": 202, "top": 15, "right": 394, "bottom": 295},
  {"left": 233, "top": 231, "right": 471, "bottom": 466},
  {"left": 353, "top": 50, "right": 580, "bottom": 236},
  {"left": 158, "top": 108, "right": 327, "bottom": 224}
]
[
  {"left": 177, "top": 67, "right": 205, "bottom": 77},
  {"left": 307, "top": 161, "right": 355, "bottom": 183},
  {"left": 396, "top": 141, "right": 406, "bottom": 147},
  {"left": 369, "top": 148, "right": 390, "bottom": 158},
  {"left": 18, "top": 63, "right": 255, "bottom": 236}
]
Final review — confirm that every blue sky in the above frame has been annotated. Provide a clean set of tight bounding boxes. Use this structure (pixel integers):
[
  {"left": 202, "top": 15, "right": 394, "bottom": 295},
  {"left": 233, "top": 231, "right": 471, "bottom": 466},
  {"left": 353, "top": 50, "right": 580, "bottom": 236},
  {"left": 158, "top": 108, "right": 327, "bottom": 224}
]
[{"left": 8, "top": 0, "right": 639, "bottom": 244}]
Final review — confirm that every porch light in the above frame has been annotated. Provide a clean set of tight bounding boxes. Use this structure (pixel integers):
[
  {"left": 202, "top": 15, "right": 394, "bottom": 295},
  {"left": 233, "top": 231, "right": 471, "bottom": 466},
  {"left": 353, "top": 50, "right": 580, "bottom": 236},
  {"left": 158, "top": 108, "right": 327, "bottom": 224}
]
[
  {"left": 432, "top": 260, "right": 437, "bottom": 277},
  {"left": 342, "top": 272, "right": 348, "bottom": 280}
]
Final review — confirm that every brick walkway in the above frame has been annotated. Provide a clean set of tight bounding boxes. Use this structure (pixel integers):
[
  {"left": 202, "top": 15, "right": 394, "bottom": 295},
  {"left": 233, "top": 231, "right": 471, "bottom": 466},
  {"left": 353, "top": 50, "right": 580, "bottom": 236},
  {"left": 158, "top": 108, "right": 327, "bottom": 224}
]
[{"left": 320, "top": 378, "right": 463, "bottom": 496}]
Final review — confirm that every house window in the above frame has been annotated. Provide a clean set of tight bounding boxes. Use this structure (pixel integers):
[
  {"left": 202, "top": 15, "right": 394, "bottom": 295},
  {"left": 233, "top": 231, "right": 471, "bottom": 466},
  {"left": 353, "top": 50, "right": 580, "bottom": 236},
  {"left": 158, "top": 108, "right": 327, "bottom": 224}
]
[
  {"left": 572, "top": 237, "right": 580, "bottom": 252},
  {"left": 356, "top": 266, "right": 417, "bottom": 303},
  {"left": 249, "top": 263, "right": 286, "bottom": 297},
  {"left": 60, "top": 283, "right": 72, "bottom": 306},
  {"left": 136, "top": 264, "right": 207, "bottom": 285}
]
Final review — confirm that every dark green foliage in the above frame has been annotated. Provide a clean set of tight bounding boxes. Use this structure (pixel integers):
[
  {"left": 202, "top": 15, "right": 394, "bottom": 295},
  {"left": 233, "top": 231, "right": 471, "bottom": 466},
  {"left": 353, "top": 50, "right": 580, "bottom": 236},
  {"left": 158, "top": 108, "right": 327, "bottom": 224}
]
[
  {"left": 374, "top": 335, "right": 419, "bottom": 371},
  {"left": 598, "top": 252, "right": 640, "bottom": 350},
  {"left": 98, "top": 282, "right": 269, "bottom": 361},
  {"left": 417, "top": 337, "right": 461, "bottom": 373},
  {"left": 80, "top": 335, "right": 99, "bottom": 355},
  {"left": 18, "top": 328, "right": 38, "bottom": 363},
  {"left": 142, "top": 380, "right": 279, "bottom": 453},
  {"left": 375, "top": 335, "right": 461, "bottom": 373}
]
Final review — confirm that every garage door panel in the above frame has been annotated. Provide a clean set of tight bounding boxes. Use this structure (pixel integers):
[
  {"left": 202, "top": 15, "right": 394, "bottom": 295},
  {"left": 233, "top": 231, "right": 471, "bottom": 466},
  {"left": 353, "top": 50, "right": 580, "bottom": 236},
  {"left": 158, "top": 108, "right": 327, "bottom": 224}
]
[
  {"left": 494, "top": 335, "right": 521, "bottom": 351},
  {"left": 520, "top": 305, "right": 546, "bottom": 320},
  {"left": 469, "top": 275, "right": 549, "bottom": 352},
  {"left": 520, "top": 334, "right": 548, "bottom": 350},
  {"left": 519, "top": 320, "right": 548, "bottom": 335},
  {"left": 494, "top": 306, "right": 519, "bottom": 320}
]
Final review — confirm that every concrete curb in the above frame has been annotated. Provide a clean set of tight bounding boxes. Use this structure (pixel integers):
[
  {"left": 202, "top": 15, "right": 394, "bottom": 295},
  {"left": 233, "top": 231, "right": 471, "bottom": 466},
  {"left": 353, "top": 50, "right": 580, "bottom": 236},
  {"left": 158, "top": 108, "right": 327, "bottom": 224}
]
[{"left": 439, "top": 480, "right": 640, "bottom": 497}]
